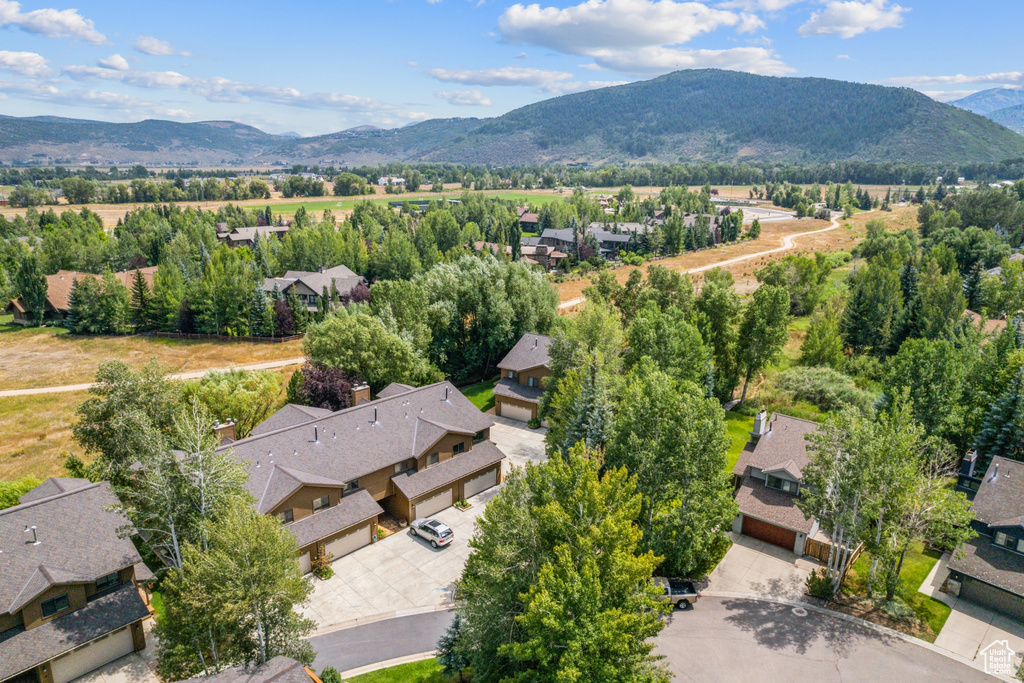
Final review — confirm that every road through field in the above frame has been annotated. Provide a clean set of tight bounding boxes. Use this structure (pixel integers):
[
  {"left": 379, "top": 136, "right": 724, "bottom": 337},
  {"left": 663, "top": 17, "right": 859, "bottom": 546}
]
[
  {"left": 558, "top": 213, "right": 843, "bottom": 310},
  {"left": 0, "top": 357, "right": 304, "bottom": 398}
]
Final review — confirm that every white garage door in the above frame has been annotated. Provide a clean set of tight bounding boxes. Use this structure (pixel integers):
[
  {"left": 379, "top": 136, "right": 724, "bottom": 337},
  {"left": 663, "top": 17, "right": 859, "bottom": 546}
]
[
  {"left": 464, "top": 469, "right": 497, "bottom": 499},
  {"left": 297, "top": 551, "right": 312, "bottom": 574},
  {"left": 500, "top": 401, "right": 533, "bottom": 423},
  {"left": 51, "top": 626, "right": 134, "bottom": 683},
  {"left": 413, "top": 488, "right": 453, "bottom": 520},
  {"left": 324, "top": 524, "right": 371, "bottom": 561}
]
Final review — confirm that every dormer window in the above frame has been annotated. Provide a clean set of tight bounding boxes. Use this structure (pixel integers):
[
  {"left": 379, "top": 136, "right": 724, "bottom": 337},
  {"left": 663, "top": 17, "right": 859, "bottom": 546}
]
[
  {"left": 507, "top": 370, "right": 519, "bottom": 381},
  {"left": 343, "top": 480, "right": 360, "bottom": 495},
  {"left": 994, "top": 531, "right": 1024, "bottom": 554},
  {"left": 41, "top": 594, "right": 70, "bottom": 618},
  {"left": 91, "top": 572, "right": 121, "bottom": 600},
  {"left": 527, "top": 376, "right": 540, "bottom": 388},
  {"left": 453, "top": 442, "right": 465, "bottom": 455},
  {"left": 766, "top": 475, "right": 799, "bottom": 495},
  {"left": 312, "top": 495, "right": 330, "bottom": 513}
]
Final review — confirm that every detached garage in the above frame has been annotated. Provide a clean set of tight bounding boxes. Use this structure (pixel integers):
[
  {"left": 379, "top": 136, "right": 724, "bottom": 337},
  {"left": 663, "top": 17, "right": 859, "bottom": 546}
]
[{"left": 51, "top": 627, "right": 135, "bottom": 683}]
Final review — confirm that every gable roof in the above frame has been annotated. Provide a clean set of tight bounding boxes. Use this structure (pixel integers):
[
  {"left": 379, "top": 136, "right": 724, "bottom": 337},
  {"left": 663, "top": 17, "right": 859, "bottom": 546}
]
[
  {"left": 283, "top": 490, "right": 383, "bottom": 548},
  {"left": 377, "top": 382, "right": 416, "bottom": 399},
  {"left": 225, "top": 381, "right": 493, "bottom": 514},
  {"left": 250, "top": 404, "right": 334, "bottom": 438},
  {"left": 971, "top": 456, "right": 1024, "bottom": 527},
  {"left": 733, "top": 474, "right": 814, "bottom": 533},
  {"left": 732, "top": 413, "right": 819, "bottom": 481},
  {"left": 17, "top": 477, "right": 92, "bottom": 504},
  {"left": 497, "top": 333, "right": 552, "bottom": 373},
  {"left": 392, "top": 441, "right": 505, "bottom": 500},
  {"left": 0, "top": 481, "right": 141, "bottom": 615},
  {"left": 11, "top": 268, "right": 158, "bottom": 314},
  {"left": 264, "top": 265, "right": 365, "bottom": 299},
  {"left": 227, "top": 225, "right": 289, "bottom": 243}
]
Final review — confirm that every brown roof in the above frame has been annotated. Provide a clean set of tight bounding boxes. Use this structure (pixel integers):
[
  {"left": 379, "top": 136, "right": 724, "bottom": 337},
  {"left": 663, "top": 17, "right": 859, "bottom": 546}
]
[
  {"left": 178, "top": 656, "right": 318, "bottom": 683},
  {"left": 0, "top": 584, "right": 150, "bottom": 681},
  {"left": 17, "top": 477, "right": 92, "bottom": 504},
  {"left": 971, "top": 457, "right": 1024, "bottom": 527},
  {"left": 31, "top": 267, "right": 158, "bottom": 313},
  {"left": 392, "top": 441, "right": 505, "bottom": 501},
  {"left": 948, "top": 535, "right": 1024, "bottom": 598},
  {"left": 0, "top": 481, "right": 141, "bottom": 614},
  {"left": 225, "top": 381, "right": 494, "bottom": 514},
  {"left": 377, "top": 382, "right": 416, "bottom": 399},
  {"left": 497, "top": 333, "right": 552, "bottom": 373},
  {"left": 493, "top": 377, "right": 544, "bottom": 404},
  {"left": 732, "top": 413, "right": 819, "bottom": 480},
  {"left": 283, "top": 489, "right": 383, "bottom": 548},
  {"left": 734, "top": 474, "right": 815, "bottom": 533},
  {"left": 250, "top": 404, "right": 334, "bottom": 438}
]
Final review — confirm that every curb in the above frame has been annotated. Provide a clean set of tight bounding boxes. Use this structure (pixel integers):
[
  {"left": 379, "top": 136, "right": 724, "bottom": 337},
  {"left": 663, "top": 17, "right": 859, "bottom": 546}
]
[
  {"left": 703, "top": 591, "right": 1012, "bottom": 682},
  {"left": 310, "top": 604, "right": 453, "bottom": 637},
  {"left": 341, "top": 651, "right": 437, "bottom": 679}
]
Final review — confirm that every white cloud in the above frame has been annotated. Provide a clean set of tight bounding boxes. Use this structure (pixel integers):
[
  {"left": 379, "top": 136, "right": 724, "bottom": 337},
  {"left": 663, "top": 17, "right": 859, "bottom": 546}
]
[
  {"left": 97, "top": 53, "right": 129, "bottom": 71},
  {"left": 0, "top": 0, "right": 106, "bottom": 44},
  {"left": 587, "top": 45, "right": 794, "bottom": 76},
  {"left": 887, "top": 72, "right": 1023, "bottom": 87},
  {"left": 737, "top": 12, "right": 766, "bottom": 33},
  {"left": 836, "top": 53, "right": 852, "bottom": 60},
  {"left": 427, "top": 66, "right": 574, "bottom": 86},
  {"left": 435, "top": 89, "right": 492, "bottom": 106},
  {"left": 798, "top": 0, "right": 907, "bottom": 39},
  {"left": 922, "top": 90, "right": 980, "bottom": 103},
  {"left": 133, "top": 35, "right": 191, "bottom": 57},
  {"left": 720, "top": 0, "right": 803, "bottom": 10},
  {"left": 0, "top": 78, "right": 190, "bottom": 117},
  {"left": 498, "top": 0, "right": 743, "bottom": 54},
  {"left": 0, "top": 50, "right": 51, "bottom": 77}
]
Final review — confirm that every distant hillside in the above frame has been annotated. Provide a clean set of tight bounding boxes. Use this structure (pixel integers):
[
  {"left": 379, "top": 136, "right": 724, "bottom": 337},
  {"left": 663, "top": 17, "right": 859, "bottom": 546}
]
[
  {"left": 0, "top": 116, "right": 286, "bottom": 165},
  {"left": 2, "top": 70, "right": 1023, "bottom": 166},
  {"left": 952, "top": 87, "right": 1024, "bottom": 116},
  {"left": 988, "top": 104, "right": 1024, "bottom": 135}
]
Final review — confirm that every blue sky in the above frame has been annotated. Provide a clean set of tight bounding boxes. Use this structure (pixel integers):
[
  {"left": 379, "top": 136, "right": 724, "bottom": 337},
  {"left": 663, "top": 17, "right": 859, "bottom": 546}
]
[{"left": 0, "top": 0, "right": 1021, "bottom": 135}]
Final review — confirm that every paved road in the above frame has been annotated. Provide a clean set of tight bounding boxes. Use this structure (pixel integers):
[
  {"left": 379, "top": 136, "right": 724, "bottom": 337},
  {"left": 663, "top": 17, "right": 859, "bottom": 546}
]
[
  {"left": 0, "top": 357, "right": 304, "bottom": 398},
  {"left": 306, "top": 596, "right": 994, "bottom": 682},
  {"left": 558, "top": 214, "right": 843, "bottom": 310},
  {"left": 309, "top": 610, "right": 453, "bottom": 674}
]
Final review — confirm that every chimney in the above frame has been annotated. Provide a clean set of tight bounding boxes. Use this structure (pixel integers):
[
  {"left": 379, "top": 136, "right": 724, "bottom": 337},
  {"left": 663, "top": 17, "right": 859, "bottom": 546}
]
[
  {"left": 960, "top": 450, "right": 978, "bottom": 479},
  {"left": 751, "top": 410, "right": 770, "bottom": 439},
  {"left": 212, "top": 419, "right": 236, "bottom": 443},
  {"left": 350, "top": 383, "right": 371, "bottom": 406}
]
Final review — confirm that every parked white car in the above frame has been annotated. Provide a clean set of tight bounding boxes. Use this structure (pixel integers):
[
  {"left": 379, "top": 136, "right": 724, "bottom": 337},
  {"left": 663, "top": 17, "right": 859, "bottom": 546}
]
[{"left": 410, "top": 518, "right": 454, "bottom": 548}]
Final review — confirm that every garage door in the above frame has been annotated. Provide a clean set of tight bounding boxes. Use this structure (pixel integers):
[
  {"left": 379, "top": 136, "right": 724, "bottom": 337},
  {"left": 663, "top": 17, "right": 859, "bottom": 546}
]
[
  {"left": 742, "top": 516, "right": 797, "bottom": 552},
  {"left": 464, "top": 469, "right": 497, "bottom": 499},
  {"left": 297, "top": 551, "right": 312, "bottom": 574},
  {"left": 324, "top": 524, "right": 371, "bottom": 561},
  {"left": 413, "top": 488, "right": 453, "bottom": 520},
  {"left": 51, "top": 626, "right": 134, "bottom": 683},
  {"left": 499, "top": 400, "right": 533, "bottom": 423},
  {"left": 961, "top": 577, "right": 1024, "bottom": 621}
]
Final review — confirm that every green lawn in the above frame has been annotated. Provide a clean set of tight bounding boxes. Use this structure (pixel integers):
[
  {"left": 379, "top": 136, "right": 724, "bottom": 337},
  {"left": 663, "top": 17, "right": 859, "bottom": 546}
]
[
  {"left": 724, "top": 411, "right": 754, "bottom": 474},
  {"left": 270, "top": 191, "right": 565, "bottom": 215},
  {"left": 150, "top": 590, "right": 165, "bottom": 622},
  {"left": 842, "top": 542, "right": 952, "bottom": 640},
  {"left": 460, "top": 378, "right": 497, "bottom": 412},
  {"left": 344, "top": 659, "right": 444, "bottom": 683}
]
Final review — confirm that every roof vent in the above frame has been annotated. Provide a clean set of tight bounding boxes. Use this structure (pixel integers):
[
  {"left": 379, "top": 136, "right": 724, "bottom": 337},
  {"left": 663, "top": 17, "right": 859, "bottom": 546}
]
[
  {"left": 533, "top": 338, "right": 538, "bottom": 349},
  {"left": 24, "top": 525, "right": 39, "bottom": 545},
  {"left": 256, "top": 461, "right": 260, "bottom": 468},
  {"left": 990, "top": 462, "right": 1000, "bottom": 482},
  {"left": 314, "top": 426, "right": 319, "bottom": 443}
]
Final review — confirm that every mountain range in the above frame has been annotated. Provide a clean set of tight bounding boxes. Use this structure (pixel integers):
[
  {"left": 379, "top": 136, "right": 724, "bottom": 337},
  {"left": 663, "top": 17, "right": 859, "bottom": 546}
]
[
  {"left": 951, "top": 87, "right": 1024, "bottom": 134},
  {"left": 2, "top": 70, "right": 1022, "bottom": 167}
]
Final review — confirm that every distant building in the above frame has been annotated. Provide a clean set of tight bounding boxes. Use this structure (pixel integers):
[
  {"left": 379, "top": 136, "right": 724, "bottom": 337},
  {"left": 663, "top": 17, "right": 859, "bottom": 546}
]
[
  {"left": 221, "top": 225, "right": 291, "bottom": 248},
  {"left": 4, "top": 267, "right": 158, "bottom": 326},
  {"left": 264, "top": 265, "right": 366, "bottom": 311},
  {"left": 377, "top": 176, "right": 405, "bottom": 186}
]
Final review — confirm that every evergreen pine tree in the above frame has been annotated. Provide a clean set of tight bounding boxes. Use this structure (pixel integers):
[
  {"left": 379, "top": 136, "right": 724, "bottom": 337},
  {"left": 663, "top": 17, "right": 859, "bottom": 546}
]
[
  {"left": 973, "top": 368, "right": 1024, "bottom": 471},
  {"left": 559, "top": 358, "right": 610, "bottom": 455},
  {"left": 130, "top": 269, "right": 153, "bottom": 331},
  {"left": 15, "top": 254, "right": 48, "bottom": 326}
]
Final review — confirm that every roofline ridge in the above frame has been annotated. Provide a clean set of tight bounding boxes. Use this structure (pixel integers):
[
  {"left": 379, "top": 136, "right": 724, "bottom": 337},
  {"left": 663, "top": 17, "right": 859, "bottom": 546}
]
[
  {"left": 0, "top": 480, "right": 105, "bottom": 516},
  {"left": 765, "top": 412, "right": 822, "bottom": 428}
]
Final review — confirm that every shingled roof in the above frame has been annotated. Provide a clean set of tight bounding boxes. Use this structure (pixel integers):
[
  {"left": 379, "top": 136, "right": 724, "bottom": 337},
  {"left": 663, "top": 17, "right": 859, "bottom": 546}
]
[
  {"left": 734, "top": 474, "right": 815, "bottom": 534},
  {"left": 178, "top": 656, "right": 317, "bottom": 683},
  {"left": 250, "top": 404, "right": 334, "bottom": 437},
  {"left": 264, "top": 265, "right": 365, "bottom": 301},
  {"left": 0, "top": 480, "right": 141, "bottom": 615},
  {"left": 497, "top": 333, "right": 551, "bottom": 373},
  {"left": 971, "top": 456, "right": 1024, "bottom": 527},
  {"left": 224, "top": 381, "right": 493, "bottom": 514},
  {"left": 392, "top": 441, "right": 505, "bottom": 500},
  {"left": 283, "top": 490, "right": 383, "bottom": 548},
  {"left": 732, "top": 413, "right": 819, "bottom": 480}
]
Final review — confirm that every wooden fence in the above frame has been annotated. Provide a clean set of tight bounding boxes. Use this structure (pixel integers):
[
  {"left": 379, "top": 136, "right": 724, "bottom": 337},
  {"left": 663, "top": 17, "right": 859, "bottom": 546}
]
[
  {"left": 147, "top": 331, "right": 303, "bottom": 344},
  {"left": 804, "top": 538, "right": 865, "bottom": 586}
]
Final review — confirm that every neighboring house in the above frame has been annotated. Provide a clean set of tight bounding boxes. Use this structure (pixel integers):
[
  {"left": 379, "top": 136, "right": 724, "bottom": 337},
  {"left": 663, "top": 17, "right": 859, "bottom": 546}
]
[
  {"left": 224, "top": 380, "right": 504, "bottom": 573},
  {"left": 0, "top": 479, "right": 152, "bottom": 683},
  {"left": 264, "top": 265, "right": 367, "bottom": 311},
  {"left": 493, "top": 333, "right": 551, "bottom": 423},
  {"left": 4, "top": 267, "right": 158, "bottom": 326},
  {"left": 539, "top": 227, "right": 575, "bottom": 253},
  {"left": 377, "top": 176, "right": 404, "bottom": 186},
  {"left": 731, "top": 412, "right": 823, "bottom": 556},
  {"left": 519, "top": 212, "right": 539, "bottom": 233},
  {"left": 473, "top": 242, "right": 567, "bottom": 271},
  {"left": 947, "top": 455, "right": 1024, "bottom": 621},
  {"left": 222, "top": 225, "right": 291, "bottom": 248},
  {"left": 177, "top": 656, "right": 321, "bottom": 683}
]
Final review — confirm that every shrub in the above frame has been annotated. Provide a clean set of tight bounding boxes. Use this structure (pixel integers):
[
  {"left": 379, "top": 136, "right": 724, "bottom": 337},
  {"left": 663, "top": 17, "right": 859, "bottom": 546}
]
[
  {"left": 879, "top": 597, "right": 916, "bottom": 622},
  {"left": 806, "top": 568, "right": 835, "bottom": 600},
  {"left": 0, "top": 476, "right": 42, "bottom": 510},
  {"left": 527, "top": 417, "right": 541, "bottom": 429},
  {"left": 319, "top": 666, "right": 343, "bottom": 683},
  {"left": 311, "top": 551, "right": 334, "bottom": 580},
  {"left": 842, "top": 354, "right": 886, "bottom": 385},
  {"left": 775, "top": 366, "right": 876, "bottom": 416}
]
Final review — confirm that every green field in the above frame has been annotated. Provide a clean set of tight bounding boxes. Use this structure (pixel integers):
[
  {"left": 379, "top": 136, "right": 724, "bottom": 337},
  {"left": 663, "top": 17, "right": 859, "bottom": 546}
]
[
  {"left": 724, "top": 411, "right": 754, "bottom": 473},
  {"left": 270, "top": 191, "right": 566, "bottom": 215},
  {"left": 459, "top": 377, "right": 497, "bottom": 412},
  {"left": 344, "top": 659, "right": 444, "bottom": 683}
]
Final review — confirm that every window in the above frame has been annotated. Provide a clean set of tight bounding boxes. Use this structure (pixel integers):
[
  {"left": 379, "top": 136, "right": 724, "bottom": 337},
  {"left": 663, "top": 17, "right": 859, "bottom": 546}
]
[
  {"left": 453, "top": 442, "right": 465, "bottom": 455},
  {"left": 993, "top": 531, "right": 1024, "bottom": 553},
  {"left": 343, "top": 480, "right": 360, "bottom": 495},
  {"left": 41, "top": 594, "right": 70, "bottom": 618},
  {"left": 427, "top": 452, "right": 439, "bottom": 467},
  {"left": 312, "top": 495, "right": 330, "bottom": 513},
  {"left": 92, "top": 572, "right": 120, "bottom": 598},
  {"left": 473, "top": 430, "right": 486, "bottom": 444},
  {"left": 278, "top": 509, "right": 294, "bottom": 524},
  {"left": 527, "top": 376, "right": 539, "bottom": 388},
  {"left": 507, "top": 370, "right": 519, "bottom": 381},
  {"left": 395, "top": 460, "right": 413, "bottom": 474},
  {"left": 766, "top": 475, "right": 799, "bottom": 495}
]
